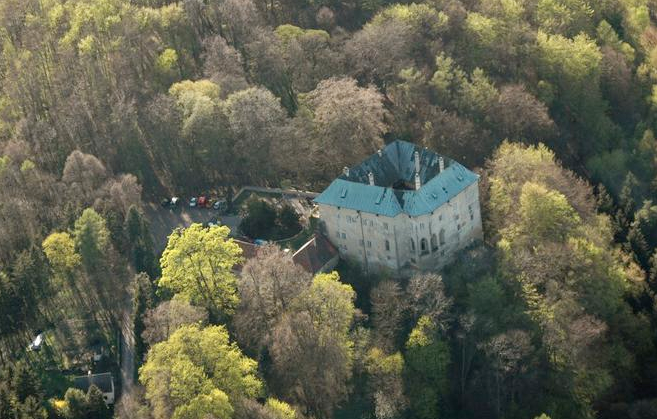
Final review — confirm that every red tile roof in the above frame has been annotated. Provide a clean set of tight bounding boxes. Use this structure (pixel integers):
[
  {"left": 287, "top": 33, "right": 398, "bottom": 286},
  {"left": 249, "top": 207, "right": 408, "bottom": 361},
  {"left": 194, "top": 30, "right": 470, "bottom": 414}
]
[{"left": 292, "top": 233, "right": 339, "bottom": 274}]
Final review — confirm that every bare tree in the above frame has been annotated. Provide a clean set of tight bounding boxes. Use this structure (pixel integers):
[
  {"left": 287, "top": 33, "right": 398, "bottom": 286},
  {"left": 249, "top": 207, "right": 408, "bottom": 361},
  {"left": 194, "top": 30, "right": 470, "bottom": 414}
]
[
  {"left": 270, "top": 312, "right": 351, "bottom": 419},
  {"left": 406, "top": 272, "right": 452, "bottom": 329},
  {"left": 370, "top": 280, "right": 407, "bottom": 351},
  {"left": 345, "top": 20, "right": 413, "bottom": 86},
  {"left": 142, "top": 299, "right": 208, "bottom": 347},
  {"left": 304, "top": 77, "right": 387, "bottom": 177},
  {"left": 233, "top": 244, "right": 312, "bottom": 351}
]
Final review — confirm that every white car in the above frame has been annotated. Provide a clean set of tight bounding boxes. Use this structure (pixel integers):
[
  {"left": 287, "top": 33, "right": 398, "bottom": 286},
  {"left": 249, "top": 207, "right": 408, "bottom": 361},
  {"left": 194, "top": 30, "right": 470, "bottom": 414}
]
[
  {"left": 189, "top": 197, "right": 198, "bottom": 208},
  {"left": 28, "top": 333, "right": 44, "bottom": 351}
]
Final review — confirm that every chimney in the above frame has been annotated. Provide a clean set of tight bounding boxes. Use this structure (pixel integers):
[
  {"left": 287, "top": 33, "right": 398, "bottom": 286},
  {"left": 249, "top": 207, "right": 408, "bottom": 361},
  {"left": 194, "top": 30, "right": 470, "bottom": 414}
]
[
  {"left": 414, "top": 150, "right": 420, "bottom": 174},
  {"left": 343, "top": 166, "right": 350, "bottom": 177},
  {"left": 415, "top": 172, "right": 421, "bottom": 190},
  {"left": 438, "top": 156, "right": 444, "bottom": 172},
  {"left": 368, "top": 172, "right": 375, "bottom": 186}
]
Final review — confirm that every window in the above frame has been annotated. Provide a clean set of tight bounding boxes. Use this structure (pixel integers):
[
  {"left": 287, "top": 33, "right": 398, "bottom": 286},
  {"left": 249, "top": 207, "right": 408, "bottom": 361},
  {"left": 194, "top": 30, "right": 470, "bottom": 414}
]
[
  {"left": 410, "top": 238, "right": 416, "bottom": 252},
  {"left": 383, "top": 222, "right": 389, "bottom": 230},
  {"left": 420, "top": 238, "right": 429, "bottom": 255},
  {"left": 336, "top": 231, "right": 340, "bottom": 239},
  {"left": 420, "top": 223, "right": 425, "bottom": 229},
  {"left": 359, "top": 239, "right": 364, "bottom": 246},
  {"left": 455, "top": 214, "right": 460, "bottom": 220},
  {"left": 385, "top": 240, "right": 390, "bottom": 251},
  {"left": 367, "top": 241, "right": 372, "bottom": 248},
  {"left": 369, "top": 220, "right": 374, "bottom": 227},
  {"left": 341, "top": 233, "right": 346, "bottom": 239},
  {"left": 431, "top": 234, "right": 438, "bottom": 251},
  {"left": 470, "top": 214, "right": 474, "bottom": 221},
  {"left": 457, "top": 224, "right": 461, "bottom": 231},
  {"left": 439, "top": 229, "right": 446, "bottom": 245},
  {"left": 439, "top": 214, "right": 442, "bottom": 221}
]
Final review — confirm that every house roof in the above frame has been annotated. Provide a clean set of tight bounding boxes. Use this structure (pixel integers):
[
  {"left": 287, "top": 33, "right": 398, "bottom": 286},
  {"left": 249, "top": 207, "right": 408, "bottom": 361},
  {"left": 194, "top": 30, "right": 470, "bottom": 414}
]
[
  {"left": 292, "top": 234, "right": 339, "bottom": 274},
  {"left": 233, "top": 239, "right": 258, "bottom": 271},
  {"left": 314, "top": 140, "right": 478, "bottom": 217},
  {"left": 73, "top": 373, "right": 114, "bottom": 394}
]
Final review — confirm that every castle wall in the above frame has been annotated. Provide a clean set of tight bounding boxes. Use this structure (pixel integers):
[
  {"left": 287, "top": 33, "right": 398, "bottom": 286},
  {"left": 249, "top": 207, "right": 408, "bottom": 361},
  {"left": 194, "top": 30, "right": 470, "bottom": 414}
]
[{"left": 318, "top": 181, "right": 483, "bottom": 275}]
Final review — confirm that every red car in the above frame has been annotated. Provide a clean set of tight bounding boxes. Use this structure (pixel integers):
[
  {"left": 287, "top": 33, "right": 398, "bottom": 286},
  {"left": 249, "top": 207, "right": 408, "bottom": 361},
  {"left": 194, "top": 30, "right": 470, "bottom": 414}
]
[{"left": 198, "top": 196, "right": 208, "bottom": 208}]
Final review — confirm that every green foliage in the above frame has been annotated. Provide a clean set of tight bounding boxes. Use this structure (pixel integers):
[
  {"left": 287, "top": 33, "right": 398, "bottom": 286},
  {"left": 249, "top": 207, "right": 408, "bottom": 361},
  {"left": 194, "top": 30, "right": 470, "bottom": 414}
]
[
  {"left": 239, "top": 199, "right": 302, "bottom": 240},
  {"left": 133, "top": 272, "right": 155, "bottom": 374},
  {"left": 139, "top": 324, "right": 262, "bottom": 419},
  {"left": 275, "top": 24, "right": 329, "bottom": 44},
  {"left": 265, "top": 398, "right": 297, "bottom": 419},
  {"left": 43, "top": 232, "right": 81, "bottom": 276},
  {"left": 59, "top": 385, "right": 110, "bottom": 419},
  {"left": 517, "top": 182, "right": 581, "bottom": 243},
  {"left": 240, "top": 199, "right": 277, "bottom": 239},
  {"left": 159, "top": 223, "right": 241, "bottom": 321},
  {"left": 125, "top": 206, "right": 156, "bottom": 276},
  {"left": 73, "top": 208, "right": 110, "bottom": 272},
  {"left": 405, "top": 316, "right": 450, "bottom": 419},
  {"left": 19, "top": 159, "right": 35, "bottom": 172}
]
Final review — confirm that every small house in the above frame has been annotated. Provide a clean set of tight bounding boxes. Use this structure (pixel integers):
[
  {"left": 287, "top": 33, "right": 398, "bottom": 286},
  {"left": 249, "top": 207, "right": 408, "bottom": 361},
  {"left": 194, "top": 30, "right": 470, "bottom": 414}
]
[{"left": 73, "top": 372, "right": 115, "bottom": 405}]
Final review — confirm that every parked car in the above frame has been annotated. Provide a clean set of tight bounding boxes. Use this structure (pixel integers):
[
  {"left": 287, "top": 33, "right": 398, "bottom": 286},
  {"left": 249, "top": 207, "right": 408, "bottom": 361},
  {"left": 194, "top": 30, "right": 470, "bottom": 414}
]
[
  {"left": 189, "top": 197, "right": 198, "bottom": 208},
  {"left": 198, "top": 196, "right": 207, "bottom": 207},
  {"left": 160, "top": 198, "right": 170, "bottom": 208},
  {"left": 213, "top": 199, "right": 227, "bottom": 211},
  {"left": 208, "top": 217, "right": 219, "bottom": 227},
  {"left": 28, "top": 333, "right": 44, "bottom": 352},
  {"left": 170, "top": 197, "right": 180, "bottom": 207}
]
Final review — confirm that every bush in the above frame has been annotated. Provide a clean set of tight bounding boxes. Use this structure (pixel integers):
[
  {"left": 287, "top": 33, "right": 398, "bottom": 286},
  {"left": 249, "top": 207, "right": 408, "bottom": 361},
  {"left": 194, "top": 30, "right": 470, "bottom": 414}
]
[
  {"left": 239, "top": 200, "right": 302, "bottom": 240},
  {"left": 240, "top": 200, "right": 277, "bottom": 239}
]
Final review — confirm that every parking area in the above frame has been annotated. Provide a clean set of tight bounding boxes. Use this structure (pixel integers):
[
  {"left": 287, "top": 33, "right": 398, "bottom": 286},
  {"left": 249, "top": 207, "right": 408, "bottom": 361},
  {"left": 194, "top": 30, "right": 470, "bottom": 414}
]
[
  {"left": 144, "top": 203, "right": 242, "bottom": 253},
  {"left": 144, "top": 187, "right": 319, "bottom": 253}
]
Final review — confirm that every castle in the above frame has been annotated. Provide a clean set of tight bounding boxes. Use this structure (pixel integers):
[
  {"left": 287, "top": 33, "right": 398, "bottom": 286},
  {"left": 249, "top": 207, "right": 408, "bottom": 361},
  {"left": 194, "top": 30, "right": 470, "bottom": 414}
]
[{"left": 314, "top": 140, "right": 482, "bottom": 274}]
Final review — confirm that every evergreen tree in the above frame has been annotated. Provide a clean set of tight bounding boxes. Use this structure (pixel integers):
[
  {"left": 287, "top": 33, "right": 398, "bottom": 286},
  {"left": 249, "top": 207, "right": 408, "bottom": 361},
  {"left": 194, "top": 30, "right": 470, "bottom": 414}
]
[{"left": 133, "top": 272, "right": 156, "bottom": 373}]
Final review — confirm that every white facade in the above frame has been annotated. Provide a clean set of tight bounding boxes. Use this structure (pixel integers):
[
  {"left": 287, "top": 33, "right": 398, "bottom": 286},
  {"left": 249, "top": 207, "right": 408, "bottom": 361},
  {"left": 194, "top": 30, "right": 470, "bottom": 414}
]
[{"left": 318, "top": 181, "right": 482, "bottom": 274}]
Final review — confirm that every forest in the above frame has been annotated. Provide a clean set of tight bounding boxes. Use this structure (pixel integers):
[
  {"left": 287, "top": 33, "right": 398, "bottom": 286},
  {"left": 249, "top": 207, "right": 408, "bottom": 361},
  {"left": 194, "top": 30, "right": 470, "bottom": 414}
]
[{"left": 1, "top": 0, "right": 657, "bottom": 418}]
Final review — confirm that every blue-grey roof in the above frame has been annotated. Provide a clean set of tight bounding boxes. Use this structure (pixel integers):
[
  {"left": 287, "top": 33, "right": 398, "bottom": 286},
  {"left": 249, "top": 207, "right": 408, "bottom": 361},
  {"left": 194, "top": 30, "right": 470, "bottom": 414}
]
[{"left": 314, "top": 140, "right": 478, "bottom": 217}]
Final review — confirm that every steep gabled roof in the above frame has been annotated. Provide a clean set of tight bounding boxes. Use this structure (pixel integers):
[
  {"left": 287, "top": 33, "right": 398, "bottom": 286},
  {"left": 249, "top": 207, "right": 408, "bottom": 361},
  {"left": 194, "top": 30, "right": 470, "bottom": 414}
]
[
  {"left": 314, "top": 140, "right": 478, "bottom": 217},
  {"left": 73, "top": 373, "right": 114, "bottom": 394},
  {"left": 292, "top": 233, "right": 338, "bottom": 274}
]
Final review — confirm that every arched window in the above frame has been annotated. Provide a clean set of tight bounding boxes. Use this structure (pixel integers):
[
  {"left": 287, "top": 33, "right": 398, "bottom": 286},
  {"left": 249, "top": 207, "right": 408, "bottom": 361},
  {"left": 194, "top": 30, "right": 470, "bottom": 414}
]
[
  {"left": 410, "top": 238, "right": 415, "bottom": 252},
  {"left": 439, "top": 228, "right": 446, "bottom": 245},
  {"left": 420, "top": 238, "right": 428, "bottom": 255},
  {"left": 385, "top": 240, "right": 390, "bottom": 251},
  {"left": 431, "top": 234, "right": 438, "bottom": 251}
]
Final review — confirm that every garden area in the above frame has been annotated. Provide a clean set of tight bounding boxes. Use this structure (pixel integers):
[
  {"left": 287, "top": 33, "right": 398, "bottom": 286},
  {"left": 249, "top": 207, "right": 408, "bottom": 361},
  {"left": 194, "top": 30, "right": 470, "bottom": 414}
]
[{"left": 239, "top": 199, "right": 303, "bottom": 241}]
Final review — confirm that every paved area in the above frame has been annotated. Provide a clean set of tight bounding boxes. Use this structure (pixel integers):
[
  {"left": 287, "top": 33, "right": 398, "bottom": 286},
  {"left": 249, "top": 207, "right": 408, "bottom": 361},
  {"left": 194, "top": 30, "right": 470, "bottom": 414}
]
[{"left": 144, "top": 203, "right": 241, "bottom": 252}]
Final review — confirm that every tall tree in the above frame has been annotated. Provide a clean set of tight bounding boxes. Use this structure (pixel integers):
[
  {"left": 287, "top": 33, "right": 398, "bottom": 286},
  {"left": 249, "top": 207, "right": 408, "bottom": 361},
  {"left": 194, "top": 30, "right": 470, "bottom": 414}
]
[
  {"left": 158, "top": 224, "right": 242, "bottom": 322},
  {"left": 139, "top": 324, "right": 262, "bottom": 419},
  {"left": 73, "top": 208, "right": 110, "bottom": 272},
  {"left": 270, "top": 272, "right": 356, "bottom": 418}
]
